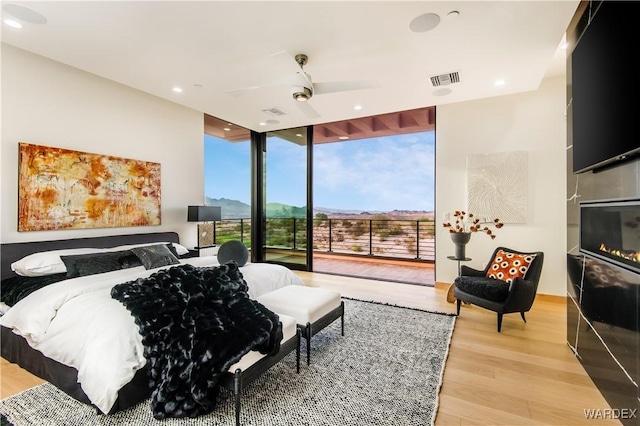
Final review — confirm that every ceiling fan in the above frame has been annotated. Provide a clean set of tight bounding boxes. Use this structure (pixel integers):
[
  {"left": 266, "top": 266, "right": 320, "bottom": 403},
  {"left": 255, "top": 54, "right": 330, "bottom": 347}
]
[{"left": 225, "top": 51, "right": 381, "bottom": 118}]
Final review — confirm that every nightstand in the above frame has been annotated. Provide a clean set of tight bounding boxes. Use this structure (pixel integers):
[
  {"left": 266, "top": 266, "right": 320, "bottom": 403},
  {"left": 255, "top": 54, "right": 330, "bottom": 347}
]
[{"left": 183, "top": 246, "right": 217, "bottom": 258}]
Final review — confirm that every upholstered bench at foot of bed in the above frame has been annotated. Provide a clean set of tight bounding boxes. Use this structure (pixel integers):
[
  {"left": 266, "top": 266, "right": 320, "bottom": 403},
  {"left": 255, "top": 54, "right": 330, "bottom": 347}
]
[
  {"left": 219, "top": 313, "right": 300, "bottom": 426},
  {"left": 257, "top": 286, "right": 344, "bottom": 365}
]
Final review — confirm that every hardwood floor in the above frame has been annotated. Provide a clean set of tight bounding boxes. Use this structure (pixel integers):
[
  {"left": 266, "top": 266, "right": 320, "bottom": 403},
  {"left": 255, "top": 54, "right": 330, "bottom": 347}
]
[
  {"left": 1, "top": 272, "right": 619, "bottom": 425},
  {"left": 297, "top": 271, "right": 619, "bottom": 425}
]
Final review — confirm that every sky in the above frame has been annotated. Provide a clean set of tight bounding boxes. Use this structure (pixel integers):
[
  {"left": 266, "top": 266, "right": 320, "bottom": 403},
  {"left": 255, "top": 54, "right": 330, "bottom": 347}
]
[{"left": 204, "top": 131, "right": 435, "bottom": 212}]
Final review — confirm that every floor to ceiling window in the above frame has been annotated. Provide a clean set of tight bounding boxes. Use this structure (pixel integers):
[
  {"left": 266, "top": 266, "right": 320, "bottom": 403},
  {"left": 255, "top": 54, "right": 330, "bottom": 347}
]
[
  {"left": 203, "top": 114, "right": 252, "bottom": 247},
  {"left": 261, "top": 127, "right": 311, "bottom": 269},
  {"left": 203, "top": 107, "right": 436, "bottom": 284},
  {"left": 312, "top": 106, "right": 436, "bottom": 285}
]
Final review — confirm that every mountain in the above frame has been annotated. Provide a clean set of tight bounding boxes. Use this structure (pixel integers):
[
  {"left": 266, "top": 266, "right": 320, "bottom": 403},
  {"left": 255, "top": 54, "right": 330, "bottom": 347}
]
[
  {"left": 205, "top": 197, "right": 432, "bottom": 220},
  {"left": 313, "top": 206, "right": 376, "bottom": 216},
  {"left": 205, "top": 198, "right": 306, "bottom": 219},
  {"left": 265, "top": 202, "right": 306, "bottom": 218},
  {"left": 205, "top": 197, "right": 250, "bottom": 219}
]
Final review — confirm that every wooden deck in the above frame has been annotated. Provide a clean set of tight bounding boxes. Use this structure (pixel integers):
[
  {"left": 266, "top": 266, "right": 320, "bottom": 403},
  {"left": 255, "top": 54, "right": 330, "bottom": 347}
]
[{"left": 313, "top": 252, "right": 434, "bottom": 286}]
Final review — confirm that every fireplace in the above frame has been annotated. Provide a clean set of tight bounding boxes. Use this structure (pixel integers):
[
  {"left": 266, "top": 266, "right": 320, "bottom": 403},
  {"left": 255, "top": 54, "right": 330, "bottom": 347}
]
[{"left": 580, "top": 198, "right": 640, "bottom": 274}]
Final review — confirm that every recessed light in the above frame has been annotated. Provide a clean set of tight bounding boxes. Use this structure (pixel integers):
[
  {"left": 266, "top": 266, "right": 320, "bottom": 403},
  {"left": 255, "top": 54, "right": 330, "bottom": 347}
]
[
  {"left": 494, "top": 79, "right": 506, "bottom": 86},
  {"left": 259, "top": 122, "right": 266, "bottom": 126},
  {"left": 296, "top": 133, "right": 303, "bottom": 137},
  {"left": 338, "top": 136, "right": 349, "bottom": 140},
  {"left": 409, "top": 13, "right": 441, "bottom": 33},
  {"left": 172, "top": 87, "right": 183, "bottom": 93},
  {"left": 354, "top": 105, "right": 363, "bottom": 111},
  {"left": 223, "top": 127, "right": 231, "bottom": 131},
  {"left": 3, "top": 18, "right": 22, "bottom": 28}
]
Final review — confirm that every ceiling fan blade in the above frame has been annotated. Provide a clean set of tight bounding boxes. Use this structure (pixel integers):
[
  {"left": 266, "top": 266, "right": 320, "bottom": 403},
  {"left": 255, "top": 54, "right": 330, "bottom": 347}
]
[
  {"left": 268, "top": 49, "right": 304, "bottom": 74},
  {"left": 313, "top": 80, "right": 381, "bottom": 95},
  {"left": 224, "top": 85, "right": 263, "bottom": 97},
  {"left": 296, "top": 101, "right": 321, "bottom": 119},
  {"left": 226, "top": 71, "right": 311, "bottom": 97},
  {"left": 225, "top": 50, "right": 308, "bottom": 97}
]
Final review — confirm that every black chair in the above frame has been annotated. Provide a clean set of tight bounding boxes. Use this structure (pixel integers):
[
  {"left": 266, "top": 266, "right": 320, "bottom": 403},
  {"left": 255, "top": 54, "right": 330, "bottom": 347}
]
[{"left": 453, "top": 246, "right": 544, "bottom": 332}]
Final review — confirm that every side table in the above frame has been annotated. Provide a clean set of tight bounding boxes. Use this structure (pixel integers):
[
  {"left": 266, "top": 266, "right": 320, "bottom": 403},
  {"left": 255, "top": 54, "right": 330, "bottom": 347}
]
[
  {"left": 446, "top": 255, "right": 471, "bottom": 303},
  {"left": 182, "top": 246, "right": 216, "bottom": 258}
]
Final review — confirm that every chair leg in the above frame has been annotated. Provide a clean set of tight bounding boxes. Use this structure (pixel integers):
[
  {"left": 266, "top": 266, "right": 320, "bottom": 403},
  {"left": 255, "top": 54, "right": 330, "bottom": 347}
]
[
  {"left": 456, "top": 298, "right": 461, "bottom": 315},
  {"left": 521, "top": 312, "right": 527, "bottom": 323},
  {"left": 497, "top": 313, "right": 503, "bottom": 332}
]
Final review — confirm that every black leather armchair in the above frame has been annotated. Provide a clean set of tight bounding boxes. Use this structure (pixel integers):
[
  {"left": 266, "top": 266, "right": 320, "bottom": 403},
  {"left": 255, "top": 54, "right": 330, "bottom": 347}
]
[{"left": 453, "top": 247, "right": 544, "bottom": 332}]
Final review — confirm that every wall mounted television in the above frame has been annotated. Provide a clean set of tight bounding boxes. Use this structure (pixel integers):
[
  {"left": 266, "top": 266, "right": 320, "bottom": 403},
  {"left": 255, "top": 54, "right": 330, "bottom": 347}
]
[{"left": 571, "top": 1, "right": 640, "bottom": 174}]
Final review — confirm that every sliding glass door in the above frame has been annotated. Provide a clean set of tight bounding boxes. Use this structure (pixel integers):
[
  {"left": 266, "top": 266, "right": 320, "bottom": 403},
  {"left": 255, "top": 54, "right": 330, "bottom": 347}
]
[{"left": 253, "top": 126, "right": 312, "bottom": 270}]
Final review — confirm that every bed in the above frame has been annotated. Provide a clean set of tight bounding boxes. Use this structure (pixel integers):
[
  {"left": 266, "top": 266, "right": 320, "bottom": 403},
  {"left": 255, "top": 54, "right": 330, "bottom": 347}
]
[{"left": 0, "top": 232, "right": 302, "bottom": 422}]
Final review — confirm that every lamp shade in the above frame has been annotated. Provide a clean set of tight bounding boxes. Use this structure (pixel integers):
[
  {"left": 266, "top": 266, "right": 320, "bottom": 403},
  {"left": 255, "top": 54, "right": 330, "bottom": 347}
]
[{"left": 187, "top": 206, "right": 221, "bottom": 222}]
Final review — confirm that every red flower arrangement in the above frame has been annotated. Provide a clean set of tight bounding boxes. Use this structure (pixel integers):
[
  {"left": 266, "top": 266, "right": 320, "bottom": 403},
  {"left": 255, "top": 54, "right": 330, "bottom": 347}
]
[{"left": 442, "top": 210, "right": 503, "bottom": 239}]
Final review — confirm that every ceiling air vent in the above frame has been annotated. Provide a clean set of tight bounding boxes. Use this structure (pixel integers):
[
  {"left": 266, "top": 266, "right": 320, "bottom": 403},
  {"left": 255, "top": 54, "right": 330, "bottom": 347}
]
[
  {"left": 430, "top": 71, "right": 460, "bottom": 87},
  {"left": 261, "top": 107, "right": 287, "bottom": 117}
]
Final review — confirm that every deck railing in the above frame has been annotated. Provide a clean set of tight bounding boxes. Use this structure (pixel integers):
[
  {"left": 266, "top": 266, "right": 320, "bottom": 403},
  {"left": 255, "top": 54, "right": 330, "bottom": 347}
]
[{"left": 212, "top": 217, "right": 435, "bottom": 262}]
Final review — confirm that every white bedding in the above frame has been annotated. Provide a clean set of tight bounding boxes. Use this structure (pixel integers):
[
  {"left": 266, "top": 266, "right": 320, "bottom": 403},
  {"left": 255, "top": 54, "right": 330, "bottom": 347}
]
[{"left": 0, "top": 257, "right": 303, "bottom": 414}]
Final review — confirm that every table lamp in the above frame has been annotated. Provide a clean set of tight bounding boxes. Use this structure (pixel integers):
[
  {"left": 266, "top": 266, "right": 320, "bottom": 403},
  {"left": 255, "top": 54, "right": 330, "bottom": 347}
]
[{"left": 187, "top": 206, "right": 221, "bottom": 248}]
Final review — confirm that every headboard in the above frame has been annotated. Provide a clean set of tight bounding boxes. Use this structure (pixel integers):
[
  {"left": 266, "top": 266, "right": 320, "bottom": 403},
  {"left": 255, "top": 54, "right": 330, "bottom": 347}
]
[{"left": 0, "top": 232, "right": 180, "bottom": 279}]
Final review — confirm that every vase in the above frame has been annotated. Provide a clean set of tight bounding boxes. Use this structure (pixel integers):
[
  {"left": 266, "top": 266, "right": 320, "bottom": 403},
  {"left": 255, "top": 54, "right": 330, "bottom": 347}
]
[{"left": 450, "top": 232, "right": 471, "bottom": 259}]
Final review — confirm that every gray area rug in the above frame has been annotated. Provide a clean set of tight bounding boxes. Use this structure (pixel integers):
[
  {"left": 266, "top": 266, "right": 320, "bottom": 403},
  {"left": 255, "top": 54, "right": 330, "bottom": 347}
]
[{"left": 0, "top": 299, "right": 455, "bottom": 426}]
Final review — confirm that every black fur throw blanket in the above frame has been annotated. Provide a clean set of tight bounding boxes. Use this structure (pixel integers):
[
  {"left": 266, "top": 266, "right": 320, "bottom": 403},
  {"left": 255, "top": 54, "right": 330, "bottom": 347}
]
[{"left": 111, "top": 262, "right": 282, "bottom": 419}]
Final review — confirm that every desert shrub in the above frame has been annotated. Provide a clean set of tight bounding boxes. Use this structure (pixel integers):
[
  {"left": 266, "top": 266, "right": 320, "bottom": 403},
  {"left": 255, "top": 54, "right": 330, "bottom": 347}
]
[
  {"left": 371, "top": 215, "right": 389, "bottom": 232},
  {"left": 404, "top": 236, "right": 417, "bottom": 255},
  {"left": 352, "top": 221, "right": 366, "bottom": 237},
  {"left": 389, "top": 223, "right": 405, "bottom": 236},
  {"left": 314, "top": 213, "right": 328, "bottom": 227}
]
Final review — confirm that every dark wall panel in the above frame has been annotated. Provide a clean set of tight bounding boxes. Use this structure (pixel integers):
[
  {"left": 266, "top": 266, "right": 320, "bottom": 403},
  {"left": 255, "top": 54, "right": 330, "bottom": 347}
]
[{"left": 567, "top": 2, "right": 640, "bottom": 423}]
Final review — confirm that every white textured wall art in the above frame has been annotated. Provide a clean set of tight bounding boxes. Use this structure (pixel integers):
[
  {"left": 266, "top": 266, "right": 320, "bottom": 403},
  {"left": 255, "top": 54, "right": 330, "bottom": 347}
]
[{"left": 466, "top": 151, "right": 528, "bottom": 224}]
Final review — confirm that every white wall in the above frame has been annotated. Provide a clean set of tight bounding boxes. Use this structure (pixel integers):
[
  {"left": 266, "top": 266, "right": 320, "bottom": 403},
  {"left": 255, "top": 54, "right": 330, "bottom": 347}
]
[
  {"left": 435, "top": 76, "right": 567, "bottom": 296},
  {"left": 1, "top": 43, "right": 568, "bottom": 294},
  {"left": 1, "top": 44, "right": 205, "bottom": 248}
]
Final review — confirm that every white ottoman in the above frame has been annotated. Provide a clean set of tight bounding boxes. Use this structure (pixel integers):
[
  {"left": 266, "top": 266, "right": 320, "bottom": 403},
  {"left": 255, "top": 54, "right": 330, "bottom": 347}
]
[
  {"left": 227, "top": 313, "right": 299, "bottom": 372},
  {"left": 257, "top": 285, "right": 344, "bottom": 365}
]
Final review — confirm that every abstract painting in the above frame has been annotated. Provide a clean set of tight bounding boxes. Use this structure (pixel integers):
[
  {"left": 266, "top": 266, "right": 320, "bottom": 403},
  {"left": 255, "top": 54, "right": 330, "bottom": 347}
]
[
  {"left": 466, "top": 151, "right": 527, "bottom": 224},
  {"left": 18, "top": 142, "right": 161, "bottom": 231}
]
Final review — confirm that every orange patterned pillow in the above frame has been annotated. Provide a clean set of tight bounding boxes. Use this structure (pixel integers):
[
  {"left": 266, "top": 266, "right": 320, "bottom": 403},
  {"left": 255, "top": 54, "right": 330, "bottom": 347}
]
[{"left": 486, "top": 249, "right": 536, "bottom": 284}]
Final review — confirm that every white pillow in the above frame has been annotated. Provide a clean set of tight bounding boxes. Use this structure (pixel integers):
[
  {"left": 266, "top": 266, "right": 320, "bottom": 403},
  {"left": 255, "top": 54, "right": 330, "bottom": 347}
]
[
  {"left": 172, "top": 243, "right": 190, "bottom": 256},
  {"left": 11, "top": 247, "right": 106, "bottom": 277}
]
